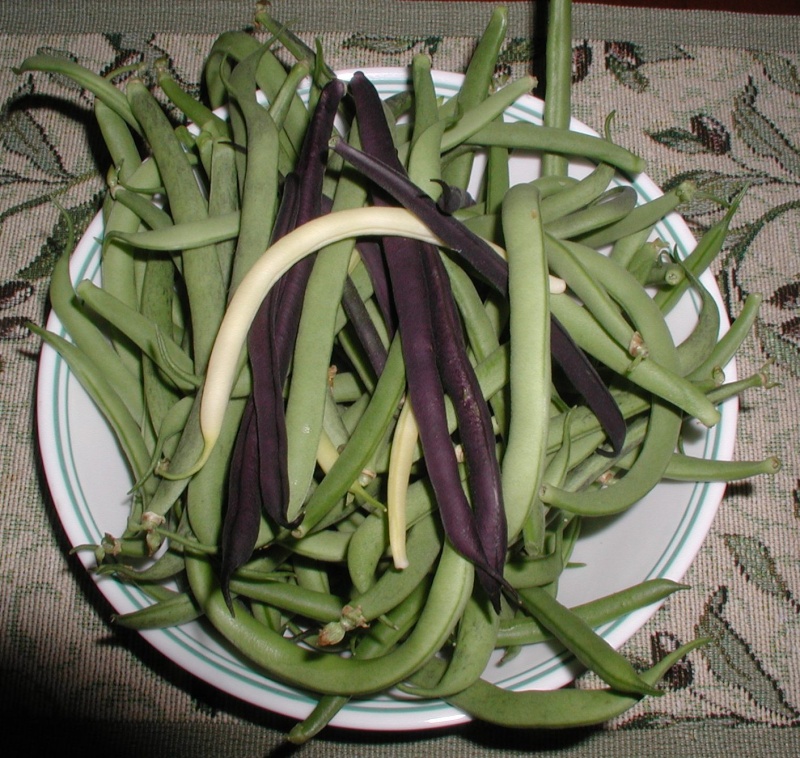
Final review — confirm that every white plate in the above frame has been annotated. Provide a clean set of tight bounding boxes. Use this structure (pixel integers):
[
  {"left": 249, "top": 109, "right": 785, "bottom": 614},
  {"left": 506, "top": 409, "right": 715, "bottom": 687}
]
[{"left": 36, "top": 68, "right": 737, "bottom": 731}]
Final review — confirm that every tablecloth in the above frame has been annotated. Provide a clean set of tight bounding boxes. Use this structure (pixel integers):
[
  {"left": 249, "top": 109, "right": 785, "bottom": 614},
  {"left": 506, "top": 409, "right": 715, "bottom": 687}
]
[{"left": 2, "top": 2, "right": 799, "bottom": 755}]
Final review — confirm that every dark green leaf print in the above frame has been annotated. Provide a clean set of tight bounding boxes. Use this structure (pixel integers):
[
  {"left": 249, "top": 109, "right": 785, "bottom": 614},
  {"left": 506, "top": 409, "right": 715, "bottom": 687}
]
[
  {"left": 0, "top": 108, "right": 70, "bottom": 177},
  {"left": 0, "top": 316, "right": 31, "bottom": 341},
  {"left": 733, "top": 78, "right": 800, "bottom": 177},
  {"left": 723, "top": 535, "right": 799, "bottom": 612},
  {"left": 725, "top": 199, "right": 800, "bottom": 267},
  {"left": 342, "top": 34, "right": 441, "bottom": 57},
  {"left": 647, "top": 115, "right": 730, "bottom": 156},
  {"left": 497, "top": 37, "right": 535, "bottom": 67},
  {"left": 756, "top": 316, "right": 800, "bottom": 377},
  {"left": 770, "top": 280, "right": 800, "bottom": 311},
  {"left": 605, "top": 42, "right": 648, "bottom": 93},
  {"left": 571, "top": 41, "right": 592, "bottom": 85},
  {"left": 752, "top": 51, "right": 800, "bottom": 97},
  {"left": 697, "top": 586, "right": 800, "bottom": 722},
  {"left": 15, "top": 195, "right": 102, "bottom": 282},
  {"left": 0, "top": 78, "right": 70, "bottom": 177},
  {"left": 605, "top": 41, "right": 691, "bottom": 93},
  {"left": 651, "top": 631, "right": 694, "bottom": 690},
  {"left": 0, "top": 280, "right": 34, "bottom": 311}
]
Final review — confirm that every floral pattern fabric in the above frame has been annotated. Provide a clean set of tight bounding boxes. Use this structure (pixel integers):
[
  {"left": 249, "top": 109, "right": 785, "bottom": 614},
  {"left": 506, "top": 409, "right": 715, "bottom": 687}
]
[{"left": 1, "top": 22, "right": 799, "bottom": 753}]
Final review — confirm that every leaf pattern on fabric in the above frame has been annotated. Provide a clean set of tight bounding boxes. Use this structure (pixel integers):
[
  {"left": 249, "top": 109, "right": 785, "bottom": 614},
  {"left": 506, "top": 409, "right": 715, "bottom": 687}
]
[
  {"left": 342, "top": 34, "right": 441, "bottom": 57},
  {"left": 648, "top": 114, "right": 731, "bottom": 156},
  {"left": 756, "top": 317, "right": 800, "bottom": 378},
  {"left": 605, "top": 41, "right": 692, "bottom": 93},
  {"left": 793, "top": 481, "right": 800, "bottom": 519},
  {"left": 696, "top": 587, "right": 800, "bottom": 722},
  {"left": 15, "top": 195, "right": 102, "bottom": 282},
  {"left": 0, "top": 80, "right": 70, "bottom": 177},
  {"left": 498, "top": 37, "right": 535, "bottom": 67},
  {"left": 725, "top": 199, "right": 800, "bottom": 267},
  {"left": 572, "top": 41, "right": 592, "bottom": 85},
  {"left": 771, "top": 281, "right": 800, "bottom": 311},
  {"left": 651, "top": 631, "right": 695, "bottom": 690},
  {"left": 733, "top": 78, "right": 800, "bottom": 177},
  {"left": 0, "top": 280, "right": 34, "bottom": 311},
  {"left": 752, "top": 51, "right": 800, "bottom": 97},
  {"left": 723, "top": 535, "right": 800, "bottom": 612},
  {"left": 1, "top": 109, "right": 70, "bottom": 177},
  {"left": 605, "top": 41, "right": 649, "bottom": 92},
  {"left": 0, "top": 316, "right": 31, "bottom": 341}
]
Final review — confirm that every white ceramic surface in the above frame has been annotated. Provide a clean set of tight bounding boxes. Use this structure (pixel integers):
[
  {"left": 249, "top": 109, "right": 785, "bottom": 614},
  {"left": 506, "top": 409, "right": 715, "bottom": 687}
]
[{"left": 36, "top": 69, "right": 737, "bottom": 731}]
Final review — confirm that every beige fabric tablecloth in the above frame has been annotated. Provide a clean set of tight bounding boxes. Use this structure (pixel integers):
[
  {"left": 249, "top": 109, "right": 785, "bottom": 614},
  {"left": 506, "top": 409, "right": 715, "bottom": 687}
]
[{"left": 2, "top": 2, "right": 799, "bottom": 755}]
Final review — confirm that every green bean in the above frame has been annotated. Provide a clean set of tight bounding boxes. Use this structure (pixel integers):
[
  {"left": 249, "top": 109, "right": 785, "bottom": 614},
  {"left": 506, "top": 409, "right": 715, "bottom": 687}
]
[
  {"left": 265, "top": 59, "right": 311, "bottom": 136},
  {"left": 541, "top": 0, "right": 573, "bottom": 177},
  {"left": 126, "top": 78, "right": 226, "bottom": 372},
  {"left": 663, "top": 452, "right": 780, "bottom": 481},
  {"left": 654, "top": 190, "right": 744, "bottom": 314},
  {"left": 112, "top": 590, "right": 202, "bottom": 630},
  {"left": 549, "top": 293, "right": 720, "bottom": 427},
  {"left": 207, "top": 138, "right": 240, "bottom": 294},
  {"left": 346, "top": 477, "right": 436, "bottom": 593},
  {"left": 203, "top": 31, "right": 262, "bottom": 109},
  {"left": 441, "top": 5, "right": 508, "bottom": 190},
  {"left": 94, "top": 99, "right": 141, "bottom": 180},
  {"left": 15, "top": 55, "right": 140, "bottom": 132},
  {"left": 278, "top": 527, "right": 352, "bottom": 563},
  {"left": 610, "top": 226, "right": 657, "bottom": 270},
  {"left": 688, "top": 293, "right": 763, "bottom": 381},
  {"left": 225, "top": 52, "right": 282, "bottom": 296},
  {"left": 518, "top": 585, "right": 661, "bottom": 695},
  {"left": 545, "top": 186, "right": 638, "bottom": 241},
  {"left": 288, "top": 696, "right": 350, "bottom": 745},
  {"left": 75, "top": 280, "right": 198, "bottom": 391},
  {"left": 426, "top": 637, "right": 708, "bottom": 728},
  {"left": 293, "top": 335, "right": 405, "bottom": 537},
  {"left": 466, "top": 121, "right": 646, "bottom": 175},
  {"left": 229, "top": 579, "right": 343, "bottom": 623},
  {"left": 578, "top": 181, "right": 695, "bottom": 248},
  {"left": 350, "top": 512, "right": 442, "bottom": 622},
  {"left": 284, "top": 172, "right": 369, "bottom": 526},
  {"left": 96, "top": 546, "right": 186, "bottom": 583},
  {"left": 547, "top": 234, "right": 646, "bottom": 358},
  {"left": 105, "top": 212, "right": 240, "bottom": 251},
  {"left": 411, "top": 54, "right": 439, "bottom": 144},
  {"left": 440, "top": 76, "right": 536, "bottom": 154},
  {"left": 140, "top": 254, "right": 181, "bottom": 434},
  {"left": 189, "top": 541, "right": 473, "bottom": 696},
  {"left": 288, "top": 582, "right": 431, "bottom": 744},
  {"left": 111, "top": 187, "right": 173, "bottom": 232},
  {"left": 401, "top": 593, "right": 499, "bottom": 698},
  {"left": 293, "top": 555, "right": 330, "bottom": 595},
  {"left": 540, "top": 162, "right": 616, "bottom": 223},
  {"left": 30, "top": 324, "right": 151, "bottom": 488},
  {"left": 156, "top": 60, "right": 229, "bottom": 138},
  {"left": 500, "top": 183, "right": 551, "bottom": 541},
  {"left": 250, "top": 47, "right": 305, "bottom": 174},
  {"left": 497, "top": 578, "right": 687, "bottom": 647},
  {"left": 101, "top": 192, "right": 153, "bottom": 374},
  {"left": 185, "top": 396, "right": 248, "bottom": 548},
  {"left": 254, "top": 7, "right": 335, "bottom": 88},
  {"left": 48, "top": 232, "right": 144, "bottom": 421},
  {"left": 675, "top": 268, "right": 722, "bottom": 377}
]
